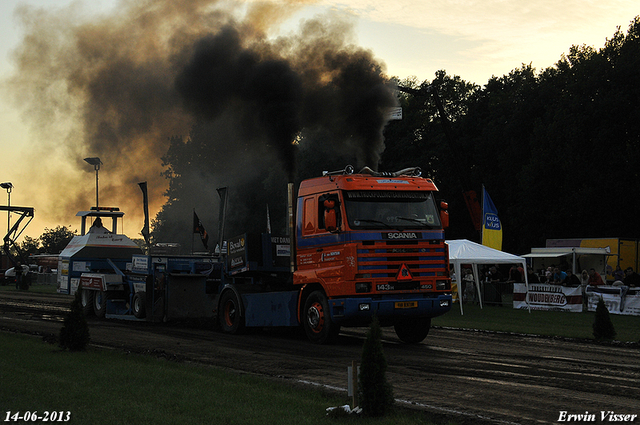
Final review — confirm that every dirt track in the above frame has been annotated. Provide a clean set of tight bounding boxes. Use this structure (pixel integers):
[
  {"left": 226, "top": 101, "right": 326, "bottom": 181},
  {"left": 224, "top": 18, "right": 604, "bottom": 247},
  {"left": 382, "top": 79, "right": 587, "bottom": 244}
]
[{"left": 1, "top": 290, "right": 639, "bottom": 424}]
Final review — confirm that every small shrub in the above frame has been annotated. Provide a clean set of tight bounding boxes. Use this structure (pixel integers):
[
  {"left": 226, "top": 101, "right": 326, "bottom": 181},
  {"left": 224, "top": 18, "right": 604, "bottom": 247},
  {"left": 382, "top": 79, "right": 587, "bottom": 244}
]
[
  {"left": 60, "top": 286, "right": 90, "bottom": 351},
  {"left": 593, "top": 298, "right": 616, "bottom": 341},
  {"left": 358, "top": 316, "right": 394, "bottom": 417}
]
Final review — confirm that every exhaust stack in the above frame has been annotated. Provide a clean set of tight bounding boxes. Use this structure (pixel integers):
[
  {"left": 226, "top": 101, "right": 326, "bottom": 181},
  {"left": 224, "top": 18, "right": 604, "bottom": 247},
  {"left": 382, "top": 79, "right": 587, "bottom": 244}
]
[{"left": 288, "top": 182, "right": 296, "bottom": 273}]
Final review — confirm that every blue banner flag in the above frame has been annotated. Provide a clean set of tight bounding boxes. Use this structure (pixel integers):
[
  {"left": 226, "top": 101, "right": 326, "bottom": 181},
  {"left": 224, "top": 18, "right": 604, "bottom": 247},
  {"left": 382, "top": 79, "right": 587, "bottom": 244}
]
[{"left": 482, "top": 186, "right": 502, "bottom": 251}]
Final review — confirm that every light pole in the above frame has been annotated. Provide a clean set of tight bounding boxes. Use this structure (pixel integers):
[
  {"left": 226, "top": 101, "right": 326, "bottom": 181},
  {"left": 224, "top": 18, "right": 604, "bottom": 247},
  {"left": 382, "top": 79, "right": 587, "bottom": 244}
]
[
  {"left": 84, "top": 157, "right": 102, "bottom": 209},
  {"left": 1, "top": 182, "right": 13, "bottom": 232}
]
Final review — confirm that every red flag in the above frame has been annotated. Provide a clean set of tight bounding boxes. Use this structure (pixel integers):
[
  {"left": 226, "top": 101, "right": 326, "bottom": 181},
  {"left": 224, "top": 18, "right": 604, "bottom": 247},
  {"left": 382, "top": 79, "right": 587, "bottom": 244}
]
[{"left": 193, "top": 211, "right": 209, "bottom": 250}]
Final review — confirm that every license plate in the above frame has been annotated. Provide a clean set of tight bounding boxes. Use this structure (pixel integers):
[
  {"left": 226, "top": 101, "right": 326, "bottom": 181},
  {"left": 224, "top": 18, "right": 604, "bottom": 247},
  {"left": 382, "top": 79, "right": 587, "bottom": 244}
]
[{"left": 394, "top": 301, "right": 417, "bottom": 309}]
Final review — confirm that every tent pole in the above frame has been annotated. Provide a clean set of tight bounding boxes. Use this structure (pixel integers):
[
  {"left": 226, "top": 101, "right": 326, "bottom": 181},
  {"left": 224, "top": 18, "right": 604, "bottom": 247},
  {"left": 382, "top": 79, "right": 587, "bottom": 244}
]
[
  {"left": 472, "top": 263, "right": 483, "bottom": 309},
  {"left": 456, "top": 262, "right": 464, "bottom": 315}
]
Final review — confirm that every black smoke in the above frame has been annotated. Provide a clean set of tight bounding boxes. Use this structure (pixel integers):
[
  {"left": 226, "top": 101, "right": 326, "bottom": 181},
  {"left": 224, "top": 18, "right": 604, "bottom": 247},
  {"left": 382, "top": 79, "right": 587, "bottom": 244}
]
[{"left": 6, "top": 0, "right": 397, "bottom": 244}]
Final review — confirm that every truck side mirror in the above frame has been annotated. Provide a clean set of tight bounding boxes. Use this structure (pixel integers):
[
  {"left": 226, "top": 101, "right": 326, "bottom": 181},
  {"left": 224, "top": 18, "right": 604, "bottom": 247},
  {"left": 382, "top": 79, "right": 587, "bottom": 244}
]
[
  {"left": 324, "top": 199, "right": 337, "bottom": 232},
  {"left": 440, "top": 201, "right": 449, "bottom": 229}
]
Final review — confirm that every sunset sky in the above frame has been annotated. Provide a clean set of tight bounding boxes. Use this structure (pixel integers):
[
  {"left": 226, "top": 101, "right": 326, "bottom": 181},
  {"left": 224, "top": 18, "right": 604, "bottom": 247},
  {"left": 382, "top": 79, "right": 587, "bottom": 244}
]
[{"left": 0, "top": 0, "right": 637, "bottom": 241}]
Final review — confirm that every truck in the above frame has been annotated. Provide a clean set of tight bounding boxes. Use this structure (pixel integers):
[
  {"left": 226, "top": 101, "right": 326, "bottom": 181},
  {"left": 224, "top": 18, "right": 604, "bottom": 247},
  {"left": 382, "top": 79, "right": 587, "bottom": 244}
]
[{"left": 63, "top": 166, "right": 453, "bottom": 344}]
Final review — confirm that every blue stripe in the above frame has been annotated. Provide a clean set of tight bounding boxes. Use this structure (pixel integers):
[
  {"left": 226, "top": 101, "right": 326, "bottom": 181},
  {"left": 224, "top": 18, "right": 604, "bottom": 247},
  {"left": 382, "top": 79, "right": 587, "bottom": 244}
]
[{"left": 297, "top": 229, "right": 445, "bottom": 248}]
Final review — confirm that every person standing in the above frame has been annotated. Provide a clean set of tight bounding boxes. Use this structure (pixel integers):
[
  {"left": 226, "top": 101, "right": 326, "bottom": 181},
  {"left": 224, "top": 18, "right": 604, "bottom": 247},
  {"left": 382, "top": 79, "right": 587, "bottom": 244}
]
[{"left": 15, "top": 263, "right": 22, "bottom": 290}]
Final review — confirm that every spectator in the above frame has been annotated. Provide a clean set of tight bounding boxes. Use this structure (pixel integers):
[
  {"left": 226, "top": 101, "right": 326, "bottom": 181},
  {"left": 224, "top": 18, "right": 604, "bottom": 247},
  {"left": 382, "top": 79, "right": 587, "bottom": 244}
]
[
  {"left": 614, "top": 265, "right": 625, "bottom": 282},
  {"left": 545, "top": 267, "right": 553, "bottom": 283},
  {"left": 580, "top": 270, "right": 590, "bottom": 286},
  {"left": 587, "top": 268, "right": 605, "bottom": 286},
  {"left": 507, "top": 265, "right": 523, "bottom": 282},
  {"left": 463, "top": 268, "right": 475, "bottom": 302},
  {"left": 15, "top": 263, "right": 22, "bottom": 290},
  {"left": 623, "top": 267, "right": 640, "bottom": 287},
  {"left": 526, "top": 266, "right": 540, "bottom": 283},
  {"left": 563, "top": 270, "right": 581, "bottom": 287},
  {"left": 553, "top": 267, "right": 567, "bottom": 284}
]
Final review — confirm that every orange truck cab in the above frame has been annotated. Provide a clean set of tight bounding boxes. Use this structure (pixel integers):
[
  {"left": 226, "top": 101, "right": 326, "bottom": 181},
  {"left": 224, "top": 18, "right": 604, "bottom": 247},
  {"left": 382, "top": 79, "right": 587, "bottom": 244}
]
[{"left": 294, "top": 166, "right": 452, "bottom": 343}]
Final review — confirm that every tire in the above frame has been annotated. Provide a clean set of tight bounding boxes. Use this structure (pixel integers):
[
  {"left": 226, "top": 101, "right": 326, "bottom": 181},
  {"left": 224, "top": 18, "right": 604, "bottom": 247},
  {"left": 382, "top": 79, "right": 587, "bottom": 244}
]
[
  {"left": 219, "top": 290, "right": 245, "bottom": 334},
  {"left": 81, "top": 289, "right": 94, "bottom": 316},
  {"left": 394, "top": 316, "right": 431, "bottom": 344},
  {"left": 93, "top": 290, "right": 107, "bottom": 319},
  {"left": 132, "top": 293, "right": 146, "bottom": 319},
  {"left": 303, "top": 291, "right": 340, "bottom": 344}
]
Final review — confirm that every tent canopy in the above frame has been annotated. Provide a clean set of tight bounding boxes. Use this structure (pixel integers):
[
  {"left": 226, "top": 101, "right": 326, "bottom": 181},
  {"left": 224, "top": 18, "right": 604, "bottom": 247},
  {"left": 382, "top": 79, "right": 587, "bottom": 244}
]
[
  {"left": 446, "top": 239, "right": 529, "bottom": 314},
  {"left": 448, "top": 239, "right": 527, "bottom": 265}
]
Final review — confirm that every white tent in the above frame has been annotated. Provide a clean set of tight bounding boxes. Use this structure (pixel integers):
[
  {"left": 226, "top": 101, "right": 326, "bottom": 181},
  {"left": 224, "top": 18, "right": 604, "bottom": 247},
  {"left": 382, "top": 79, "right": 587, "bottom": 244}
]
[{"left": 446, "top": 239, "right": 529, "bottom": 314}]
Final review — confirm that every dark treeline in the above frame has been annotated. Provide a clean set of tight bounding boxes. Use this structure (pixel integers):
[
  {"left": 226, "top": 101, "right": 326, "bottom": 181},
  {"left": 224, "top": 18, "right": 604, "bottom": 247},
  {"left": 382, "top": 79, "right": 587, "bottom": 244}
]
[
  {"left": 152, "top": 17, "right": 640, "bottom": 255},
  {"left": 383, "top": 16, "right": 640, "bottom": 254}
]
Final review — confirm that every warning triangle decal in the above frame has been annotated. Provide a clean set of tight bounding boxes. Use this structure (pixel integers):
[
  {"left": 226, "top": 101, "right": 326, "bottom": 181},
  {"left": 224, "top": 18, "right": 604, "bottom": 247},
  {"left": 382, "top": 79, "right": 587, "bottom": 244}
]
[{"left": 396, "top": 263, "right": 413, "bottom": 281}]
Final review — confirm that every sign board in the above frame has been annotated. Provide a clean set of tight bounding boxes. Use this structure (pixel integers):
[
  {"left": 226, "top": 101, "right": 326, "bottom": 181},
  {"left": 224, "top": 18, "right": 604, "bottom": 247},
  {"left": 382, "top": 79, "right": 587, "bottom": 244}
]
[
  {"left": 513, "top": 283, "right": 583, "bottom": 312},
  {"left": 586, "top": 285, "right": 640, "bottom": 315}
]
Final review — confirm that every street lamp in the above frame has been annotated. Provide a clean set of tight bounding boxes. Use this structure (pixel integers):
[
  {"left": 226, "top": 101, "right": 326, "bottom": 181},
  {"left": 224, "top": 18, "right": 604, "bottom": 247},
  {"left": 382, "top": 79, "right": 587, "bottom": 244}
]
[
  {"left": 84, "top": 157, "right": 102, "bottom": 209},
  {"left": 1, "top": 182, "right": 12, "bottom": 232}
]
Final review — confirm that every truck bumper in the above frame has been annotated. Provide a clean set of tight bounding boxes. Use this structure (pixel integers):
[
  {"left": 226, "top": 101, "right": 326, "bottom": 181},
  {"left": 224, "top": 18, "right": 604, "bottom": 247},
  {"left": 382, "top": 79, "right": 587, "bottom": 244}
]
[{"left": 328, "top": 293, "right": 452, "bottom": 326}]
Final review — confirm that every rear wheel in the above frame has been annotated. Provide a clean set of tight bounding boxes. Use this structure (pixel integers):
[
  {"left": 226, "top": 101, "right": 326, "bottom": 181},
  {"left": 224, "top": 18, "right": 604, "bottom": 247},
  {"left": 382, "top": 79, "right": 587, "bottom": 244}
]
[
  {"left": 81, "top": 289, "right": 94, "bottom": 316},
  {"left": 394, "top": 317, "right": 431, "bottom": 344},
  {"left": 93, "top": 290, "right": 106, "bottom": 319},
  {"left": 219, "top": 290, "right": 244, "bottom": 334},
  {"left": 303, "top": 291, "right": 340, "bottom": 344}
]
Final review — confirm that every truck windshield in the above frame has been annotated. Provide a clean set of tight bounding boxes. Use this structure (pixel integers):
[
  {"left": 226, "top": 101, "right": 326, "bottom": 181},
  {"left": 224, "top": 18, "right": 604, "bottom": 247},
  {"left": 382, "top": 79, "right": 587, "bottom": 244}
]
[{"left": 343, "top": 191, "right": 441, "bottom": 230}]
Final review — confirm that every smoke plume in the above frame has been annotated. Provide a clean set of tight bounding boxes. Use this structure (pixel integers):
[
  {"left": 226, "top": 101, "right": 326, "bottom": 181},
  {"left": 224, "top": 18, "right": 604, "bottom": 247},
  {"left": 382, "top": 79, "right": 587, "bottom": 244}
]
[{"left": 5, "top": 0, "right": 397, "bottom": 243}]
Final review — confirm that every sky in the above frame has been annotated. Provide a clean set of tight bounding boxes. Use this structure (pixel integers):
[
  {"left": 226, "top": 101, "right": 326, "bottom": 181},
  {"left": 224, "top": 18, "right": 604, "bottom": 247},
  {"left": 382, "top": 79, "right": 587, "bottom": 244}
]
[{"left": 0, "top": 0, "right": 637, "bottom": 242}]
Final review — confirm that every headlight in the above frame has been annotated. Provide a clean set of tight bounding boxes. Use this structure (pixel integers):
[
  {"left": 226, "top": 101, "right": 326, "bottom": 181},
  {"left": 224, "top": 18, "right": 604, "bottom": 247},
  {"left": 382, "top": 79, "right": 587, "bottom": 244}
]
[
  {"left": 436, "top": 280, "right": 450, "bottom": 290},
  {"left": 355, "top": 282, "right": 371, "bottom": 293},
  {"left": 359, "top": 303, "right": 371, "bottom": 311},
  {"left": 440, "top": 300, "right": 450, "bottom": 307}
]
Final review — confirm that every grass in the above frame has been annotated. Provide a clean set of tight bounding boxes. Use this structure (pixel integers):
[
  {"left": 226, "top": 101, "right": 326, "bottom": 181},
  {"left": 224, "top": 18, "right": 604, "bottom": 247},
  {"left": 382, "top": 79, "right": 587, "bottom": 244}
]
[
  {"left": 0, "top": 332, "right": 440, "bottom": 425},
  {"left": 433, "top": 300, "right": 640, "bottom": 343}
]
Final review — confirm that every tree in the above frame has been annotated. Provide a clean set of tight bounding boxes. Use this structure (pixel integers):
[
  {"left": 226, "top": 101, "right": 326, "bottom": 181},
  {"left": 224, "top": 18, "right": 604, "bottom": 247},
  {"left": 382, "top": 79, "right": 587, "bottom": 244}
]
[
  {"left": 59, "top": 286, "right": 90, "bottom": 351},
  {"left": 358, "top": 316, "right": 394, "bottom": 416},
  {"left": 18, "top": 236, "right": 40, "bottom": 257},
  {"left": 39, "top": 226, "right": 76, "bottom": 254},
  {"left": 593, "top": 298, "right": 616, "bottom": 341}
]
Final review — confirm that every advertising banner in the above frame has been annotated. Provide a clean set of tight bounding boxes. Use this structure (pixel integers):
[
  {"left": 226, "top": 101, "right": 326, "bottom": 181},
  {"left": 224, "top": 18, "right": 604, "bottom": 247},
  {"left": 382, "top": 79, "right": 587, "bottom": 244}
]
[
  {"left": 481, "top": 186, "right": 502, "bottom": 251},
  {"left": 586, "top": 285, "right": 640, "bottom": 316},
  {"left": 513, "top": 283, "right": 583, "bottom": 312}
]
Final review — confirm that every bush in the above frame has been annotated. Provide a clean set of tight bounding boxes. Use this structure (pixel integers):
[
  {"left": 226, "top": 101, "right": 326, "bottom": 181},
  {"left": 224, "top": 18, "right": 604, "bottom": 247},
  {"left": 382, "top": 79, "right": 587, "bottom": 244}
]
[
  {"left": 358, "top": 316, "right": 394, "bottom": 417},
  {"left": 59, "top": 286, "right": 90, "bottom": 351},
  {"left": 593, "top": 298, "right": 616, "bottom": 341}
]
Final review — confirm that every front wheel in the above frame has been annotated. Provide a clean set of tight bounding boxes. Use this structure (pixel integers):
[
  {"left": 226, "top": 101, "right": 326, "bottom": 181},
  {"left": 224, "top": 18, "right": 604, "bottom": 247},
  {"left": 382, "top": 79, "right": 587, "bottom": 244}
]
[
  {"left": 394, "top": 317, "right": 431, "bottom": 344},
  {"left": 132, "top": 293, "right": 146, "bottom": 318},
  {"left": 303, "top": 291, "right": 340, "bottom": 344},
  {"left": 219, "top": 290, "right": 245, "bottom": 334}
]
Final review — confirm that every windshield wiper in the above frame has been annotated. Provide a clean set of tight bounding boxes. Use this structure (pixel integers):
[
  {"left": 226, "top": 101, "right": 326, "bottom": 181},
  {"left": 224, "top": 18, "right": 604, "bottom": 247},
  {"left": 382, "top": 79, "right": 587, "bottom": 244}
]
[
  {"left": 353, "top": 219, "right": 396, "bottom": 230},
  {"left": 395, "top": 216, "right": 433, "bottom": 228}
]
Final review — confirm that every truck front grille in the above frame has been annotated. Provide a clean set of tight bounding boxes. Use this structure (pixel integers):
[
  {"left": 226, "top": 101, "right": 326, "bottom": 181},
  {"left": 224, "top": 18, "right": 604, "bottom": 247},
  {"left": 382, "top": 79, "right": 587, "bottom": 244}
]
[{"left": 356, "top": 240, "right": 448, "bottom": 282}]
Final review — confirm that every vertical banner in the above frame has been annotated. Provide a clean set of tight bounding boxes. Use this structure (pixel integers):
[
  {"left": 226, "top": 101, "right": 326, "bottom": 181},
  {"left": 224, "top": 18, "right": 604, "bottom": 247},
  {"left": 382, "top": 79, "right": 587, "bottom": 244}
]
[{"left": 482, "top": 186, "right": 502, "bottom": 251}]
